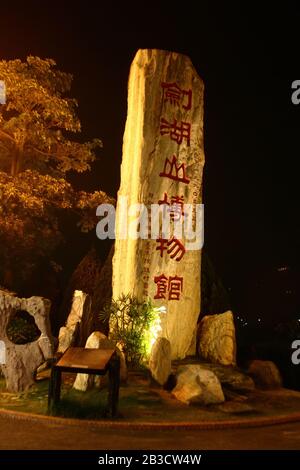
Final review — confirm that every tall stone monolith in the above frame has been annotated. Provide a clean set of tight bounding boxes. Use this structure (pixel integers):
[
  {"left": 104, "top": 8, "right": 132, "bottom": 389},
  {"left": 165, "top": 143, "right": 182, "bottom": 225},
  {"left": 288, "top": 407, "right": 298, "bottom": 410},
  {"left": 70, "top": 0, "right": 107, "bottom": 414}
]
[{"left": 112, "top": 49, "right": 205, "bottom": 359}]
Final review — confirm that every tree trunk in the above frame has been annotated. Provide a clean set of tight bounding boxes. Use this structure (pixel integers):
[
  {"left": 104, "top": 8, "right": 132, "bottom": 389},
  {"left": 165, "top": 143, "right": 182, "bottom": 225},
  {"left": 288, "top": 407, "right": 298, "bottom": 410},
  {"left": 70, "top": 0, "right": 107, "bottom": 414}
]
[
  {"left": 10, "top": 145, "right": 23, "bottom": 176},
  {"left": 10, "top": 153, "right": 17, "bottom": 176}
]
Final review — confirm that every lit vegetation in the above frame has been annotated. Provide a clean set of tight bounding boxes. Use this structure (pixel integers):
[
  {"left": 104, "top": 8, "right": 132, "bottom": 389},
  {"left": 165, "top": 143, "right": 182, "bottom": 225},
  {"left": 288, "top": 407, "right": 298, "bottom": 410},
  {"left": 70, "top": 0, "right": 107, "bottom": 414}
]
[
  {"left": 100, "top": 294, "right": 157, "bottom": 367},
  {"left": 0, "top": 56, "right": 114, "bottom": 288}
]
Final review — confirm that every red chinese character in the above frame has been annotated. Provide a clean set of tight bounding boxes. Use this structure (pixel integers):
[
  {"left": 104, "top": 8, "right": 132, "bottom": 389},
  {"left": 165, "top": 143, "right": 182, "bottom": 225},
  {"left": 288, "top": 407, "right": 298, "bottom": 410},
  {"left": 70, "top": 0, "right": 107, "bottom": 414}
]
[
  {"left": 158, "top": 193, "right": 185, "bottom": 221},
  {"left": 160, "top": 118, "right": 191, "bottom": 146},
  {"left": 156, "top": 238, "right": 169, "bottom": 258},
  {"left": 161, "top": 82, "right": 192, "bottom": 110},
  {"left": 156, "top": 237, "right": 186, "bottom": 262},
  {"left": 168, "top": 275, "right": 183, "bottom": 300},
  {"left": 167, "top": 237, "right": 186, "bottom": 261},
  {"left": 154, "top": 274, "right": 168, "bottom": 299},
  {"left": 154, "top": 274, "right": 184, "bottom": 300},
  {"left": 158, "top": 192, "right": 169, "bottom": 206},
  {"left": 170, "top": 195, "right": 185, "bottom": 221},
  {"left": 159, "top": 155, "right": 190, "bottom": 184}
]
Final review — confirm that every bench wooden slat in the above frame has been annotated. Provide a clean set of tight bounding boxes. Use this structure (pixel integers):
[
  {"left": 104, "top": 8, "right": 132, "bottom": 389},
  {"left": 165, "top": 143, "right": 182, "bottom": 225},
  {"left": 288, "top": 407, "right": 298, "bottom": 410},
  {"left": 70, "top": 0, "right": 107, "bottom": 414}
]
[{"left": 56, "top": 347, "right": 115, "bottom": 371}]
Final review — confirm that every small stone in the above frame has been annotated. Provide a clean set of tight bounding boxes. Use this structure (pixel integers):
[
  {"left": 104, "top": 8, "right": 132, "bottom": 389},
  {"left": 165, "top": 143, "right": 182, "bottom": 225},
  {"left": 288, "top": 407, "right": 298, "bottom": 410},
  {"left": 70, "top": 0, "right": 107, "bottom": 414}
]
[
  {"left": 172, "top": 364, "right": 225, "bottom": 405},
  {"left": 73, "top": 331, "right": 127, "bottom": 391},
  {"left": 247, "top": 360, "right": 282, "bottom": 389},
  {"left": 73, "top": 331, "right": 108, "bottom": 391},
  {"left": 36, "top": 361, "right": 49, "bottom": 374},
  {"left": 197, "top": 311, "right": 236, "bottom": 366},
  {"left": 149, "top": 337, "right": 171, "bottom": 386}
]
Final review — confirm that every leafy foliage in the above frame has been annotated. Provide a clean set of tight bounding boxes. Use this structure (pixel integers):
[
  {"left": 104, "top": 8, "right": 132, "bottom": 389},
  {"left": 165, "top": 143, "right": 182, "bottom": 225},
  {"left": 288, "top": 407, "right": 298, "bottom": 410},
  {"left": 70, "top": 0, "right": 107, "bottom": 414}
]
[
  {"left": 0, "top": 56, "right": 114, "bottom": 288},
  {"left": 100, "top": 294, "right": 156, "bottom": 367},
  {"left": 0, "top": 56, "right": 100, "bottom": 175}
]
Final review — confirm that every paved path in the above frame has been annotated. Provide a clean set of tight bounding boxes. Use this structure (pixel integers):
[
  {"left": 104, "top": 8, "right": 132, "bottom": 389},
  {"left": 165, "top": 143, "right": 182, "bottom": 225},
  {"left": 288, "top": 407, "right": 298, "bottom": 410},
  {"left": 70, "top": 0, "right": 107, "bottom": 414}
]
[{"left": 0, "top": 415, "right": 299, "bottom": 449}]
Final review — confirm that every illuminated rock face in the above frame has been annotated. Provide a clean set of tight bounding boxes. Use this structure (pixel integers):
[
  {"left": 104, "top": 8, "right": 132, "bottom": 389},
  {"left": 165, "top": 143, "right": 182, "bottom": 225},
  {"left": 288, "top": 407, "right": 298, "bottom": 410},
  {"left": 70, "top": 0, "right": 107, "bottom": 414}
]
[
  {"left": 0, "top": 291, "right": 53, "bottom": 392},
  {"left": 172, "top": 364, "right": 225, "bottom": 405},
  {"left": 58, "top": 290, "right": 92, "bottom": 353},
  {"left": 73, "top": 331, "right": 108, "bottom": 391},
  {"left": 112, "top": 49, "right": 205, "bottom": 359},
  {"left": 73, "top": 332, "right": 127, "bottom": 391},
  {"left": 149, "top": 337, "right": 171, "bottom": 385},
  {"left": 197, "top": 311, "right": 236, "bottom": 366}
]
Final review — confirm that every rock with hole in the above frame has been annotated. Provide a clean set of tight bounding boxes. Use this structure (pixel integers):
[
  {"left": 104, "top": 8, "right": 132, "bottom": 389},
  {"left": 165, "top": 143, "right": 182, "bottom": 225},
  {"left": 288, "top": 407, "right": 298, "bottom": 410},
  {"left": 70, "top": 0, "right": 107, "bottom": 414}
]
[{"left": 0, "top": 290, "right": 53, "bottom": 392}]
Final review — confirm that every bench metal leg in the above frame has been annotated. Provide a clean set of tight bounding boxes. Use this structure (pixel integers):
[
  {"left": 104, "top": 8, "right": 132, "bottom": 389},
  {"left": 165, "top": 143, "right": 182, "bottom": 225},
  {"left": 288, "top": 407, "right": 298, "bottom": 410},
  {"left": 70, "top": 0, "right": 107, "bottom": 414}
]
[{"left": 48, "top": 367, "right": 62, "bottom": 414}]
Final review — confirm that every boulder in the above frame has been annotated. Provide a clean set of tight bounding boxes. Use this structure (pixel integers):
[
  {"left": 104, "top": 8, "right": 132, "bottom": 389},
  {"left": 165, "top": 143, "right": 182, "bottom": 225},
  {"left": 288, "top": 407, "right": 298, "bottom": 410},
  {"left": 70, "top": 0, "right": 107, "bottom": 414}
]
[
  {"left": 199, "top": 362, "right": 255, "bottom": 392},
  {"left": 172, "top": 364, "right": 225, "bottom": 405},
  {"left": 149, "top": 337, "right": 171, "bottom": 386},
  {"left": 247, "top": 360, "right": 282, "bottom": 389},
  {"left": 73, "top": 331, "right": 127, "bottom": 391},
  {"left": 57, "top": 290, "right": 92, "bottom": 353},
  {"left": 197, "top": 311, "right": 236, "bottom": 366},
  {"left": 0, "top": 291, "right": 54, "bottom": 392}
]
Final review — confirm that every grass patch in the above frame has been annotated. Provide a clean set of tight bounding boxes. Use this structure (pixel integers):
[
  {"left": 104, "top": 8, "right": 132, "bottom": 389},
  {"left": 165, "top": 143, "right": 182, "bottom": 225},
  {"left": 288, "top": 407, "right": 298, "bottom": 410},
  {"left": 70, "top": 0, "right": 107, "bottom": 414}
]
[
  {"left": 1, "top": 374, "right": 300, "bottom": 423},
  {"left": 0, "top": 375, "right": 163, "bottom": 420}
]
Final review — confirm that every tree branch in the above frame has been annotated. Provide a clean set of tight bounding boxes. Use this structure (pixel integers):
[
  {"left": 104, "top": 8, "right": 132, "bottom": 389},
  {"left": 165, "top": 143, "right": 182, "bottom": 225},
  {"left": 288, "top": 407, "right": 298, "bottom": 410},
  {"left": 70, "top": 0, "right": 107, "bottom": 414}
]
[
  {"left": 26, "top": 145, "right": 56, "bottom": 159},
  {"left": 0, "top": 129, "right": 15, "bottom": 144}
]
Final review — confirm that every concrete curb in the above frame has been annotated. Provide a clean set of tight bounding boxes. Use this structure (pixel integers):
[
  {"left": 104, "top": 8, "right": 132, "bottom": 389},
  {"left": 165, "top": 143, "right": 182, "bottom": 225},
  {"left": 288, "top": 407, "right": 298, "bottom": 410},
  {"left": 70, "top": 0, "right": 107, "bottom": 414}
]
[{"left": 1, "top": 407, "right": 300, "bottom": 430}]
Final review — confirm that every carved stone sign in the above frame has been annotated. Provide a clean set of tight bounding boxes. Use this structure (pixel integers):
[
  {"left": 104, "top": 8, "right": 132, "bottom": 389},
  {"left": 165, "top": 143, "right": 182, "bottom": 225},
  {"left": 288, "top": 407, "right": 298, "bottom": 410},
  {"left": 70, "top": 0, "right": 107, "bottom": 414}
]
[{"left": 112, "top": 49, "right": 205, "bottom": 359}]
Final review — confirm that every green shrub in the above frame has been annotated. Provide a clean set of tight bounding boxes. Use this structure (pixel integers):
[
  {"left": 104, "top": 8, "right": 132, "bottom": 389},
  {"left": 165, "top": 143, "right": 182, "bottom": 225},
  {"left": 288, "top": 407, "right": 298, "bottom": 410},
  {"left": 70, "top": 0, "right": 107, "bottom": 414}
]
[{"left": 100, "top": 294, "right": 157, "bottom": 367}]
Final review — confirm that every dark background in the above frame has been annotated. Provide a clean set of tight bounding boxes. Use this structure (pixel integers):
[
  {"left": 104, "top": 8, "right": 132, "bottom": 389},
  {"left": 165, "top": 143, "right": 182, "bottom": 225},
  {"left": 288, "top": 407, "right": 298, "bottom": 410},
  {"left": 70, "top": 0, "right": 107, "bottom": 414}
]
[{"left": 1, "top": 2, "right": 300, "bottom": 327}]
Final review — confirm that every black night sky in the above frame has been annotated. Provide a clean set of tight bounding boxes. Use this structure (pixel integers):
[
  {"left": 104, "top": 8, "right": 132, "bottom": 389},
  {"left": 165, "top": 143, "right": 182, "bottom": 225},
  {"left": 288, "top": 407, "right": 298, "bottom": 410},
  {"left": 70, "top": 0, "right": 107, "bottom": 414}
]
[{"left": 1, "top": 2, "right": 300, "bottom": 324}]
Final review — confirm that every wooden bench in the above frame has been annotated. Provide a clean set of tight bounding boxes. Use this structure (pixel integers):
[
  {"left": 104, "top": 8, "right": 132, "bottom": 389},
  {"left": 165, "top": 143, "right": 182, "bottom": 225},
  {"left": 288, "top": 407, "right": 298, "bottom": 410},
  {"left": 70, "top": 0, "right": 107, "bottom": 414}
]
[{"left": 48, "top": 347, "right": 120, "bottom": 418}]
